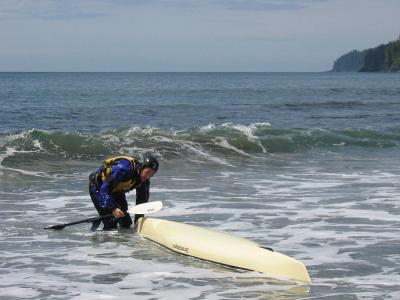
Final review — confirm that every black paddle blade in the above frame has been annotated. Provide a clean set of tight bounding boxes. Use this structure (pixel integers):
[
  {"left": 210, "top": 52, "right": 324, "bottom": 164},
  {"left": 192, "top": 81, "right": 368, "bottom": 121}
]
[{"left": 44, "top": 224, "right": 66, "bottom": 230}]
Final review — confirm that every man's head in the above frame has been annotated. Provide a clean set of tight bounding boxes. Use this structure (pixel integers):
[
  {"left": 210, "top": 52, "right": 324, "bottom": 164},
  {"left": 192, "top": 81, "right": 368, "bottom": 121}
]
[{"left": 139, "top": 154, "right": 159, "bottom": 182}]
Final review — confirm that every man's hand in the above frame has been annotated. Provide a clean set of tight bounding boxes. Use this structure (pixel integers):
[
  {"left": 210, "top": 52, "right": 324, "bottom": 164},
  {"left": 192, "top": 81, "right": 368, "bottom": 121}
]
[{"left": 112, "top": 208, "right": 125, "bottom": 219}]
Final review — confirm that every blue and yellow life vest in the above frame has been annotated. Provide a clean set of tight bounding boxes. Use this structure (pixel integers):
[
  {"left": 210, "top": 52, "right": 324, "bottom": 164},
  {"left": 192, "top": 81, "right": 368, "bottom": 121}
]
[{"left": 100, "top": 155, "right": 139, "bottom": 193}]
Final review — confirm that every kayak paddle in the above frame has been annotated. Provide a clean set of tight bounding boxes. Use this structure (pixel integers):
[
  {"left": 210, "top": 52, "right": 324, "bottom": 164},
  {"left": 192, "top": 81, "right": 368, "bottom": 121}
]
[{"left": 44, "top": 201, "right": 163, "bottom": 230}]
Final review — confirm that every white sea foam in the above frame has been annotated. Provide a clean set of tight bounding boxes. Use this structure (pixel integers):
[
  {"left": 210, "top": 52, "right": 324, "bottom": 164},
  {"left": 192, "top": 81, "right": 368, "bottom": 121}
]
[
  {"left": 0, "top": 287, "right": 41, "bottom": 299},
  {"left": 202, "top": 122, "right": 270, "bottom": 154},
  {"left": 151, "top": 187, "right": 210, "bottom": 193},
  {"left": 0, "top": 146, "right": 54, "bottom": 178},
  {"left": 213, "top": 137, "right": 254, "bottom": 157}
]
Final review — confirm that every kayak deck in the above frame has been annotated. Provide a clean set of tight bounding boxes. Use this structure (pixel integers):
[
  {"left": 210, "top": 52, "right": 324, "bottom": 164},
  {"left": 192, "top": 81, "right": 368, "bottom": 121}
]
[{"left": 136, "top": 217, "right": 311, "bottom": 284}]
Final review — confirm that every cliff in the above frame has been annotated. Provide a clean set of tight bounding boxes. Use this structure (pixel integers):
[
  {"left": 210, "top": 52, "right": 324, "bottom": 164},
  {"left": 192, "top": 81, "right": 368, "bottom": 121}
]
[{"left": 332, "top": 39, "right": 400, "bottom": 72}]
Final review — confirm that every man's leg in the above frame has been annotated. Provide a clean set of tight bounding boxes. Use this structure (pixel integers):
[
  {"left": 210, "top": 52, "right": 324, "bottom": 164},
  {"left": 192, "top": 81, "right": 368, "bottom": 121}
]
[{"left": 89, "top": 175, "right": 118, "bottom": 230}]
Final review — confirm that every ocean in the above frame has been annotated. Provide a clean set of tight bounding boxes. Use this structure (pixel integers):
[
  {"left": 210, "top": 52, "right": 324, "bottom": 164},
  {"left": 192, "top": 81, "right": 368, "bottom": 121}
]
[{"left": 0, "top": 72, "right": 399, "bottom": 299}]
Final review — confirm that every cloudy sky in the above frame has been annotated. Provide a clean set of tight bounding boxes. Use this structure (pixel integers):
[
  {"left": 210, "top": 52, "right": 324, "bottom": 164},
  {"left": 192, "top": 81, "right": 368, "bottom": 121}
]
[{"left": 0, "top": 0, "right": 399, "bottom": 71}]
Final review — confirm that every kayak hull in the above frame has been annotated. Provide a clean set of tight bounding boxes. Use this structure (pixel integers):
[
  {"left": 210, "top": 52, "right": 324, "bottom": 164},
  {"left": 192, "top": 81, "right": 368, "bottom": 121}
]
[{"left": 136, "top": 217, "right": 311, "bottom": 284}]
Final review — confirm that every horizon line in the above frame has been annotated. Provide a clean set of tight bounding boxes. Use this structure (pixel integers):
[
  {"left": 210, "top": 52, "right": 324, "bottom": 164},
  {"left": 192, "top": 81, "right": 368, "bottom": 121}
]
[{"left": 0, "top": 70, "right": 332, "bottom": 73}]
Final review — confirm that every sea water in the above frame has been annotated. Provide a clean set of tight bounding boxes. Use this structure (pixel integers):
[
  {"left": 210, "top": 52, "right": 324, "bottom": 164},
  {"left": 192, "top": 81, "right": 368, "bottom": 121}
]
[{"left": 0, "top": 72, "right": 399, "bottom": 299}]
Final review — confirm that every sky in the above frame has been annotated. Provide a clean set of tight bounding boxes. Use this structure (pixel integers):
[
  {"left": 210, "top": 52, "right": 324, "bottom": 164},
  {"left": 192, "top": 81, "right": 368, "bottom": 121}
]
[{"left": 0, "top": 0, "right": 399, "bottom": 72}]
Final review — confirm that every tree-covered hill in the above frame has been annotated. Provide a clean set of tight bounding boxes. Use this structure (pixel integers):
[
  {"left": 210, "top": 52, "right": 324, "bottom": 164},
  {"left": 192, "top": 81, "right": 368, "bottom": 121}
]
[{"left": 332, "top": 39, "right": 400, "bottom": 72}]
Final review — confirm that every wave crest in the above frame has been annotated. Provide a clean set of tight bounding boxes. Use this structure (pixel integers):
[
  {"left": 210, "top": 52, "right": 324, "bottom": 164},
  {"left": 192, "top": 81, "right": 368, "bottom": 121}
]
[{"left": 0, "top": 124, "right": 398, "bottom": 165}]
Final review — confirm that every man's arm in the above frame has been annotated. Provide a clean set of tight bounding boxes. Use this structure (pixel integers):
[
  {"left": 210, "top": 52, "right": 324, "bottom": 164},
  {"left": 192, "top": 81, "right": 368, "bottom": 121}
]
[
  {"left": 134, "top": 181, "right": 150, "bottom": 223},
  {"left": 98, "top": 181, "right": 117, "bottom": 211}
]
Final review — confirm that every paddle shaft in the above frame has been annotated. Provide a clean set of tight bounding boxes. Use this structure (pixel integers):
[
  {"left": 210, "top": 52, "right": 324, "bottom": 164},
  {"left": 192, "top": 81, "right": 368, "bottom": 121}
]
[
  {"left": 44, "top": 201, "right": 163, "bottom": 230},
  {"left": 44, "top": 213, "right": 113, "bottom": 230}
]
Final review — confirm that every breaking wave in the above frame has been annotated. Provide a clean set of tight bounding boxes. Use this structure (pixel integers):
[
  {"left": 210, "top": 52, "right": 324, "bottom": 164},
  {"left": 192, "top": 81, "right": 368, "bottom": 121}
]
[{"left": 0, "top": 123, "right": 399, "bottom": 165}]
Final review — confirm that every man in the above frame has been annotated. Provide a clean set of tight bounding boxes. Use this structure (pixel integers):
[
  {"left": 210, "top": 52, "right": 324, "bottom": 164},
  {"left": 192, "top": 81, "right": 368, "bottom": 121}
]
[{"left": 89, "top": 154, "right": 159, "bottom": 230}]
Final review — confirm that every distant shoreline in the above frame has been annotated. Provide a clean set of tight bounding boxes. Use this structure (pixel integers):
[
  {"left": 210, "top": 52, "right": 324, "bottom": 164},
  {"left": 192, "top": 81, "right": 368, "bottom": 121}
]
[{"left": 331, "top": 39, "right": 400, "bottom": 73}]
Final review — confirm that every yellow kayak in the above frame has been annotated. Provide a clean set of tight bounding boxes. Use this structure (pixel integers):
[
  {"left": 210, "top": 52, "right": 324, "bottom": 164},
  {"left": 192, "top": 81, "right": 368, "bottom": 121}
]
[{"left": 136, "top": 217, "right": 311, "bottom": 283}]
